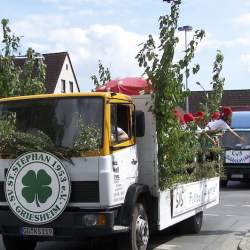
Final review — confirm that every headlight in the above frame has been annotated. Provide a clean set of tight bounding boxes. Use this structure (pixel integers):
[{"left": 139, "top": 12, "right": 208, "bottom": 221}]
[{"left": 83, "top": 214, "right": 97, "bottom": 226}]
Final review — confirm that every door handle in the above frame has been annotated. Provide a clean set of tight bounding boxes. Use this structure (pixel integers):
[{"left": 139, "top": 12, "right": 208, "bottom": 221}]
[{"left": 131, "top": 159, "right": 138, "bottom": 165}]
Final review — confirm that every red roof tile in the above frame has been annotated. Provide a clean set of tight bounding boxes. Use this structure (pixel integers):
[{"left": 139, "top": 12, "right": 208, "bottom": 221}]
[{"left": 189, "top": 89, "right": 250, "bottom": 112}]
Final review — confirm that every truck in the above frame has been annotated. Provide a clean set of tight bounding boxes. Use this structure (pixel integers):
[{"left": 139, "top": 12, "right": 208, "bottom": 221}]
[
  {"left": 221, "top": 111, "right": 250, "bottom": 187},
  {"left": 0, "top": 92, "right": 219, "bottom": 250}
]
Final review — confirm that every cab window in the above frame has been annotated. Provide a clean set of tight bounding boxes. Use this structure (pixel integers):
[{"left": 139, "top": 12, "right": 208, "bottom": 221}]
[{"left": 111, "top": 103, "right": 133, "bottom": 144}]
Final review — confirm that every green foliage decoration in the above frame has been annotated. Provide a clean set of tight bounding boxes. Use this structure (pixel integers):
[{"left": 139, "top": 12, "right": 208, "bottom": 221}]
[
  {"left": 136, "top": 0, "right": 221, "bottom": 189},
  {"left": 208, "top": 50, "right": 225, "bottom": 113},
  {"left": 0, "top": 117, "right": 101, "bottom": 159},
  {"left": 0, "top": 19, "right": 46, "bottom": 98},
  {"left": 14, "top": 48, "right": 46, "bottom": 96},
  {"left": 70, "top": 118, "right": 102, "bottom": 156},
  {"left": 197, "top": 50, "right": 225, "bottom": 114}
]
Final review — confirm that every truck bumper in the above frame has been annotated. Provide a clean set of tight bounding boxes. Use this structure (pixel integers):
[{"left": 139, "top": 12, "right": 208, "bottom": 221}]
[
  {"left": 0, "top": 207, "right": 127, "bottom": 241},
  {"left": 224, "top": 166, "right": 250, "bottom": 180}
]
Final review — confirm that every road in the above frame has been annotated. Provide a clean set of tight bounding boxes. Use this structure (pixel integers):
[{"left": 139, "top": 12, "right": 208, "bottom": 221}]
[{"left": 1, "top": 180, "right": 250, "bottom": 250}]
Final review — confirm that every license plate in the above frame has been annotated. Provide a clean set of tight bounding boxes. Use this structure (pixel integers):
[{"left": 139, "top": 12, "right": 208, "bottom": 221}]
[
  {"left": 231, "top": 174, "right": 243, "bottom": 179},
  {"left": 225, "top": 150, "right": 250, "bottom": 164},
  {"left": 21, "top": 227, "right": 54, "bottom": 237}
]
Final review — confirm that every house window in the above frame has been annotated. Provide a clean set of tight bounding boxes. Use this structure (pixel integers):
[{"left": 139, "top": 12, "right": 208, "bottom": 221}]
[
  {"left": 66, "top": 64, "right": 68, "bottom": 70},
  {"left": 61, "top": 79, "right": 66, "bottom": 93},
  {"left": 69, "top": 81, "right": 74, "bottom": 93}
]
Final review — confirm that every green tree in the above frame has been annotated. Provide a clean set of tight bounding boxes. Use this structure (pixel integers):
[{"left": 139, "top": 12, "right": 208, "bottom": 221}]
[
  {"left": 196, "top": 50, "right": 225, "bottom": 115},
  {"left": 91, "top": 60, "right": 111, "bottom": 89},
  {"left": 0, "top": 18, "right": 46, "bottom": 98},
  {"left": 208, "top": 50, "right": 225, "bottom": 113},
  {"left": 136, "top": 0, "right": 206, "bottom": 189},
  {"left": 15, "top": 48, "right": 46, "bottom": 96}
]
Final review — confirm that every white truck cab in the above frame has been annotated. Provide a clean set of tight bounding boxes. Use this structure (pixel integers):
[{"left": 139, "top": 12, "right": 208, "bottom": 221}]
[{"left": 0, "top": 93, "right": 219, "bottom": 250}]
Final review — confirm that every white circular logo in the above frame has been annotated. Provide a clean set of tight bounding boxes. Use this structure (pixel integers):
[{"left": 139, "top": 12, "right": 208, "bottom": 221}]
[{"left": 5, "top": 152, "right": 71, "bottom": 225}]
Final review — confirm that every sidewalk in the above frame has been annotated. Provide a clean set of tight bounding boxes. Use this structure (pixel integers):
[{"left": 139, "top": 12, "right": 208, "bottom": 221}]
[{"left": 238, "top": 233, "right": 250, "bottom": 250}]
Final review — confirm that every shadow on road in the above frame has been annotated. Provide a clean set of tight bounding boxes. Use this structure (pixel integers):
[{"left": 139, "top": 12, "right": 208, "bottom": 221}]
[
  {"left": 35, "top": 227, "right": 247, "bottom": 250},
  {"left": 147, "top": 225, "right": 178, "bottom": 250},
  {"left": 221, "top": 180, "right": 250, "bottom": 191},
  {"left": 36, "top": 226, "right": 178, "bottom": 250}
]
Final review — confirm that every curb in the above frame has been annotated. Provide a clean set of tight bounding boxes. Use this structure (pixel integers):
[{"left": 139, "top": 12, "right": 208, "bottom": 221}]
[{"left": 238, "top": 233, "right": 250, "bottom": 250}]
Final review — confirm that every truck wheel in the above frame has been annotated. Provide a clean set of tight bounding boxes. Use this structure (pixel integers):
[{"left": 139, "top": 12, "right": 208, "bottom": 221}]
[
  {"left": 180, "top": 212, "right": 203, "bottom": 234},
  {"left": 118, "top": 203, "right": 149, "bottom": 250},
  {"left": 3, "top": 236, "right": 37, "bottom": 250}
]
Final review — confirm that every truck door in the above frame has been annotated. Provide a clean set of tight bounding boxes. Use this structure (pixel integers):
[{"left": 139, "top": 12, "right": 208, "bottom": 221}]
[{"left": 110, "top": 103, "right": 138, "bottom": 203}]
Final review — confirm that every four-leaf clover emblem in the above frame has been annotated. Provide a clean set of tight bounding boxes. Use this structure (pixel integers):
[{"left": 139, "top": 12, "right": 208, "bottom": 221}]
[{"left": 22, "top": 169, "right": 52, "bottom": 207}]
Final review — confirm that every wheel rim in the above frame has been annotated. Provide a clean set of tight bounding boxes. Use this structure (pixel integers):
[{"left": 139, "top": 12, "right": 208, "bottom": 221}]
[{"left": 136, "top": 215, "right": 149, "bottom": 247}]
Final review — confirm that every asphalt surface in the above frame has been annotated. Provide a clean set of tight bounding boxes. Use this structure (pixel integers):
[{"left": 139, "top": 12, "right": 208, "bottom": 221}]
[{"left": 1, "top": 180, "right": 250, "bottom": 250}]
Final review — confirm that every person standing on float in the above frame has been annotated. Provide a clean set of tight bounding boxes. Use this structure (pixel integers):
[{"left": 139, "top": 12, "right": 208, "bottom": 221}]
[{"left": 205, "top": 106, "right": 246, "bottom": 143}]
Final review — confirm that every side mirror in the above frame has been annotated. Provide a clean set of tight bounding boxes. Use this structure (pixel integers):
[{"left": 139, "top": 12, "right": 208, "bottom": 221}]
[{"left": 135, "top": 111, "right": 145, "bottom": 137}]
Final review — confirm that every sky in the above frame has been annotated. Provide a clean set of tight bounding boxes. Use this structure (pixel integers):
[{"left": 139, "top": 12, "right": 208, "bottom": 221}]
[{"left": 1, "top": 0, "right": 250, "bottom": 91}]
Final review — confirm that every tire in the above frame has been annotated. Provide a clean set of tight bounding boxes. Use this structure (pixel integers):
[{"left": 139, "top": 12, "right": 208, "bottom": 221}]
[
  {"left": 180, "top": 212, "right": 203, "bottom": 234},
  {"left": 117, "top": 203, "right": 149, "bottom": 250},
  {"left": 3, "top": 236, "right": 37, "bottom": 250},
  {"left": 220, "top": 179, "right": 228, "bottom": 188}
]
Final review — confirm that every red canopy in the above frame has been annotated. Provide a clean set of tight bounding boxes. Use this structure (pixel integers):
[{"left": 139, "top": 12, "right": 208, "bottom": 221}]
[{"left": 95, "top": 77, "right": 152, "bottom": 96}]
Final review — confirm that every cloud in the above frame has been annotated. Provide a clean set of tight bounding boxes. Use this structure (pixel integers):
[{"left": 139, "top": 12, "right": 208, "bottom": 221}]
[
  {"left": 47, "top": 24, "right": 146, "bottom": 89},
  {"left": 15, "top": 12, "right": 250, "bottom": 91},
  {"left": 12, "top": 15, "right": 67, "bottom": 40},
  {"left": 196, "top": 31, "right": 250, "bottom": 51},
  {"left": 41, "top": 0, "right": 116, "bottom": 3},
  {"left": 12, "top": 15, "right": 146, "bottom": 90},
  {"left": 241, "top": 53, "right": 250, "bottom": 72},
  {"left": 40, "top": 0, "right": 59, "bottom": 3},
  {"left": 39, "top": 0, "right": 132, "bottom": 13},
  {"left": 234, "top": 13, "right": 250, "bottom": 26},
  {"left": 41, "top": 0, "right": 117, "bottom": 6}
]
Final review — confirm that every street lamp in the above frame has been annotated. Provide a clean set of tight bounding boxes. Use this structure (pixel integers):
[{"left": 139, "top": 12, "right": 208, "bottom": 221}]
[{"left": 178, "top": 25, "right": 193, "bottom": 113}]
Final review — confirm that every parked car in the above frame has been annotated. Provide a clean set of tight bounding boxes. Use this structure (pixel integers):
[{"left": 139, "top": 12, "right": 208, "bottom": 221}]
[{"left": 221, "top": 111, "right": 250, "bottom": 187}]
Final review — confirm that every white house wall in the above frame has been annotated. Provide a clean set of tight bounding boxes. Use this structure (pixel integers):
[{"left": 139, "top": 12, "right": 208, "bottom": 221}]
[{"left": 54, "top": 55, "right": 79, "bottom": 93}]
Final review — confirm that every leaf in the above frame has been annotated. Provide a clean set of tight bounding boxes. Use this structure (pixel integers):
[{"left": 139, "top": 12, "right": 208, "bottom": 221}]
[
  {"left": 22, "top": 186, "right": 36, "bottom": 203},
  {"left": 37, "top": 186, "right": 52, "bottom": 204},
  {"left": 37, "top": 169, "right": 51, "bottom": 186},
  {"left": 22, "top": 170, "right": 36, "bottom": 186}
]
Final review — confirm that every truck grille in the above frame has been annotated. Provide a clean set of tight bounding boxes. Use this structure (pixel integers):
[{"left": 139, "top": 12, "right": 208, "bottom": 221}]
[{"left": 0, "top": 181, "right": 99, "bottom": 203}]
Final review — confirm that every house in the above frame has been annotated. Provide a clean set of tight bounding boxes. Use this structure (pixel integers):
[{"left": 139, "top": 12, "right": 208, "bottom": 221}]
[
  {"left": 189, "top": 89, "right": 250, "bottom": 113},
  {"left": 15, "top": 52, "right": 80, "bottom": 94}
]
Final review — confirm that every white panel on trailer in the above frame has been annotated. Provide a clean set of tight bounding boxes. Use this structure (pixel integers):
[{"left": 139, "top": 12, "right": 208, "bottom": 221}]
[
  {"left": 172, "top": 177, "right": 219, "bottom": 217},
  {"left": 158, "top": 177, "right": 220, "bottom": 230}
]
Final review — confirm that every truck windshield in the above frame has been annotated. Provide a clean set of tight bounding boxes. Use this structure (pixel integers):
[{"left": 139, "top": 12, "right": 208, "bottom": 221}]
[
  {"left": 0, "top": 97, "right": 103, "bottom": 153},
  {"left": 222, "top": 130, "right": 250, "bottom": 148}
]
